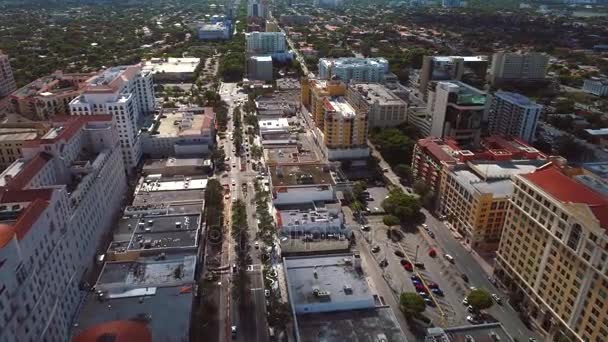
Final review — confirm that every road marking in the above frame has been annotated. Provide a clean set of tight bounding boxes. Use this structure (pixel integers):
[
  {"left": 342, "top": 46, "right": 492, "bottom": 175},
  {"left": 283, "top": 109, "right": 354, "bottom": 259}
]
[{"left": 250, "top": 288, "right": 263, "bottom": 291}]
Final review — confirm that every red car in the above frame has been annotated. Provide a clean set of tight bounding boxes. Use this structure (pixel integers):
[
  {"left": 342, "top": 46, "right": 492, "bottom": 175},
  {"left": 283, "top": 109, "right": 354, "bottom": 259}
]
[
  {"left": 426, "top": 281, "right": 439, "bottom": 290},
  {"left": 403, "top": 262, "right": 413, "bottom": 271},
  {"left": 428, "top": 249, "right": 437, "bottom": 258},
  {"left": 415, "top": 284, "right": 427, "bottom": 293}
]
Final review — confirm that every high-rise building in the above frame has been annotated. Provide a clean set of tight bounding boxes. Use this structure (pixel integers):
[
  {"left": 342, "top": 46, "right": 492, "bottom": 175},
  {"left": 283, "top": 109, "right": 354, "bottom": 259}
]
[
  {"left": 495, "top": 166, "right": 608, "bottom": 342},
  {"left": 418, "top": 56, "right": 488, "bottom": 97},
  {"left": 0, "top": 50, "right": 17, "bottom": 98},
  {"left": 428, "top": 81, "right": 487, "bottom": 147},
  {"left": 583, "top": 77, "right": 608, "bottom": 97},
  {"left": 487, "top": 91, "right": 542, "bottom": 142},
  {"left": 0, "top": 115, "right": 127, "bottom": 342},
  {"left": 322, "top": 97, "right": 369, "bottom": 159},
  {"left": 313, "top": 0, "right": 343, "bottom": 7},
  {"left": 10, "top": 71, "right": 96, "bottom": 120},
  {"left": 439, "top": 159, "right": 544, "bottom": 251},
  {"left": 246, "top": 31, "right": 287, "bottom": 55},
  {"left": 248, "top": 55, "right": 273, "bottom": 81},
  {"left": 318, "top": 58, "right": 389, "bottom": 84},
  {"left": 69, "top": 64, "right": 155, "bottom": 172},
  {"left": 346, "top": 83, "right": 407, "bottom": 128},
  {"left": 301, "top": 78, "right": 346, "bottom": 130},
  {"left": 489, "top": 52, "right": 549, "bottom": 85},
  {"left": 247, "top": 0, "right": 268, "bottom": 18}
]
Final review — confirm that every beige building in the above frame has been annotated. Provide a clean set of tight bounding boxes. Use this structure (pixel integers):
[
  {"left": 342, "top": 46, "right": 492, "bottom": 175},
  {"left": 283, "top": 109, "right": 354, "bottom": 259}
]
[
  {"left": 0, "top": 122, "right": 50, "bottom": 171},
  {"left": 489, "top": 52, "right": 549, "bottom": 85},
  {"left": 495, "top": 166, "right": 608, "bottom": 342},
  {"left": 10, "top": 71, "right": 95, "bottom": 120},
  {"left": 346, "top": 83, "right": 407, "bottom": 128},
  {"left": 301, "top": 78, "right": 346, "bottom": 130},
  {"left": 439, "top": 160, "right": 543, "bottom": 251}
]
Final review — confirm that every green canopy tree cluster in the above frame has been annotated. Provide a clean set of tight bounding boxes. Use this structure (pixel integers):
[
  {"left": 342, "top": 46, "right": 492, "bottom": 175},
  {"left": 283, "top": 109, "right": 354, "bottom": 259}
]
[
  {"left": 204, "top": 179, "right": 225, "bottom": 246},
  {"left": 231, "top": 200, "right": 251, "bottom": 302},
  {"left": 382, "top": 189, "right": 422, "bottom": 224}
]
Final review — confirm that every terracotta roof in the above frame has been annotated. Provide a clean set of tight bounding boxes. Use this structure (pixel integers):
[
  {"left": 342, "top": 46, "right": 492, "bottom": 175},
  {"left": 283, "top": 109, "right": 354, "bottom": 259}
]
[
  {"left": 418, "top": 138, "right": 456, "bottom": 163},
  {"left": 13, "top": 199, "right": 49, "bottom": 240},
  {"left": 0, "top": 188, "right": 54, "bottom": 203},
  {"left": 523, "top": 167, "right": 608, "bottom": 229},
  {"left": 5, "top": 152, "right": 53, "bottom": 190},
  {"left": 0, "top": 224, "right": 15, "bottom": 249},
  {"left": 24, "top": 115, "right": 112, "bottom": 148},
  {"left": 72, "top": 320, "right": 152, "bottom": 342}
]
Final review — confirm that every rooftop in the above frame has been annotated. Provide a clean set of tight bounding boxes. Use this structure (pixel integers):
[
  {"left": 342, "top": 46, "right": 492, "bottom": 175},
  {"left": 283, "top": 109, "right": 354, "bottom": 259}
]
[
  {"left": 142, "top": 57, "right": 201, "bottom": 74},
  {"left": 284, "top": 254, "right": 373, "bottom": 310},
  {"left": 324, "top": 97, "right": 357, "bottom": 118},
  {"left": 583, "top": 161, "right": 608, "bottom": 180},
  {"left": 11, "top": 71, "right": 93, "bottom": 98},
  {"left": 251, "top": 55, "right": 273, "bottom": 62},
  {"left": 321, "top": 57, "right": 388, "bottom": 68},
  {"left": 425, "top": 323, "right": 514, "bottom": 342},
  {"left": 523, "top": 166, "right": 608, "bottom": 229},
  {"left": 84, "top": 65, "right": 142, "bottom": 93},
  {"left": 153, "top": 111, "right": 214, "bottom": 137},
  {"left": 137, "top": 176, "right": 207, "bottom": 192},
  {"left": 432, "top": 56, "right": 488, "bottom": 63},
  {"left": 297, "top": 307, "right": 406, "bottom": 342},
  {"left": 349, "top": 83, "right": 405, "bottom": 105},
  {"left": 270, "top": 164, "right": 334, "bottom": 187},
  {"left": 495, "top": 91, "right": 541, "bottom": 107},
  {"left": 584, "top": 128, "right": 608, "bottom": 136},
  {"left": 438, "top": 81, "right": 486, "bottom": 106}
]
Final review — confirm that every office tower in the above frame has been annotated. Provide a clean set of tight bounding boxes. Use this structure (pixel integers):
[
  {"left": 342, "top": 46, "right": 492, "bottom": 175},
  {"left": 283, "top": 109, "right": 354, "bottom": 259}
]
[
  {"left": 247, "top": 0, "right": 268, "bottom": 18},
  {"left": 0, "top": 116, "right": 127, "bottom": 342},
  {"left": 0, "top": 50, "right": 17, "bottom": 98},
  {"left": 246, "top": 31, "right": 287, "bottom": 55},
  {"left": 583, "top": 77, "right": 608, "bottom": 96},
  {"left": 248, "top": 56, "right": 273, "bottom": 81},
  {"left": 428, "top": 81, "right": 486, "bottom": 147},
  {"left": 418, "top": 56, "right": 488, "bottom": 97},
  {"left": 10, "top": 71, "right": 96, "bottom": 120},
  {"left": 318, "top": 58, "right": 389, "bottom": 84},
  {"left": 495, "top": 166, "right": 608, "bottom": 342},
  {"left": 346, "top": 83, "right": 407, "bottom": 128},
  {"left": 489, "top": 52, "right": 549, "bottom": 85},
  {"left": 487, "top": 91, "right": 542, "bottom": 142},
  {"left": 69, "top": 65, "right": 155, "bottom": 172}
]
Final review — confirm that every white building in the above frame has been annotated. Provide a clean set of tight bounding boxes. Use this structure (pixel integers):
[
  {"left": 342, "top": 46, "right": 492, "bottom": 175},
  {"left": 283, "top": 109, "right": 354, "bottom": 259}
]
[
  {"left": 490, "top": 52, "right": 549, "bottom": 85},
  {"left": 259, "top": 118, "right": 290, "bottom": 135},
  {"left": 428, "top": 81, "right": 486, "bottom": 147},
  {"left": 346, "top": 83, "right": 408, "bottom": 128},
  {"left": 487, "top": 91, "right": 542, "bottom": 143},
  {"left": 269, "top": 164, "right": 336, "bottom": 205},
  {"left": 246, "top": 31, "right": 287, "bottom": 55},
  {"left": 583, "top": 77, "right": 608, "bottom": 97},
  {"left": 278, "top": 207, "right": 344, "bottom": 235},
  {"left": 247, "top": 56, "right": 273, "bottom": 81},
  {"left": 318, "top": 58, "right": 389, "bottom": 83},
  {"left": 69, "top": 65, "right": 155, "bottom": 172},
  {"left": 141, "top": 108, "right": 215, "bottom": 157},
  {"left": 0, "top": 50, "right": 17, "bottom": 98},
  {"left": 142, "top": 57, "right": 201, "bottom": 82},
  {"left": 313, "top": 0, "right": 343, "bottom": 7},
  {"left": 0, "top": 115, "right": 127, "bottom": 342},
  {"left": 247, "top": 0, "right": 268, "bottom": 18},
  {"left": 197, "top": 22, "right": 231, "bottom": 41}
]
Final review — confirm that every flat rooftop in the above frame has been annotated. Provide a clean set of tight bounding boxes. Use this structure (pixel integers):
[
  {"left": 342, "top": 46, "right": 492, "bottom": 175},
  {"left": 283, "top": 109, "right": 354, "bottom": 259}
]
[
  {"left": 132, "top": 189, "right": 205, "bottom": 206},
  {"left": 585, "top": 128, "right": 608, "bottom": 136},
  {"left": 495, "top": 91, "right": 541, "bottom": 108},
  {"left": 325, "top": 97, "right": 356, "bottom": 118},
  {"left": 0, "top": 128, "right": 39, "bottom": 142},
  {"left": 138, "top": 176, "right": 208, "bottom": 192},
  {"left": 284, "top": 254, "right": 373, "bottom": 309},
  {"left": 426, "top": 323, "right": 513, "bottom": 342},
  {"left": 432, "top": 55, "right": 488, "bottom": 63},
  {"left": 270, "top": 164, "right": 334, "bottom": 187},
  {"left": 143, "top": 57, "right": 200, "bottom": 74},
  {"left": 349, "top": 83, "right": 406, "bottom": 105},
  {"left": 154, "top": 112, "right": 212, "bottom": 137},
  {"left": 280, "top": 237, "right": 350, "bottom": 256},
  {"left": 111, "top": 213, "right": 200, "bottom": 251},
  {"left": 259, "top": 118, "right": 290, "bottom": 131},
  {"left": 297, "top": 307, "right": 406, "bottom": 342}
]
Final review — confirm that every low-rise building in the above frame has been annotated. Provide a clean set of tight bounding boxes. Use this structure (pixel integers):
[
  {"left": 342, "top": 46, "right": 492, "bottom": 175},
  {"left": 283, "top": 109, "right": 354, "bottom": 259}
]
[
  {"left": 425, "top": 324, "right": 514, "bottom": 342},
  {"left": 439, "top": 159, "right": 546, "bottom": 251},
  {"left": 141, "top": 107, "right": 215, "bottom": 158},
  {"left": 346, "top": 83, "right": 407, "bottom": 128},
  {"left": 0, "top": 122, "right": 50, "bottom": 170},
  {"left": 318, "top": 57, "right": 389, "bottom": 83},
  {"left": 584, "top": 128, "right": 608, "bottom": 148},
  {"left": 142, "top": 57, "right": 201, "bottom": 83},
  {"left": 198, "top": 22, "right": 231, "bottom": 41},
  {"left": 270, "top": 163, "right": 336, "bottom": 205},
  {"left": 0, "top": 115, "right": 127, "bottom": 342},
  {"left": 277, "top": 204, "right": 345, "bottom": 236},
  {"left": 9, "top": 70, "right": 96, "bottom": 120}
]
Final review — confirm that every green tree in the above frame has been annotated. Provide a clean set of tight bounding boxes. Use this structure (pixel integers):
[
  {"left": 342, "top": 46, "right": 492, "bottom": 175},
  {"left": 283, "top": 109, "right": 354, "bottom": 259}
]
[
  {"left": 394, "top": 164, "right": 413, "bottom": 183},
  {"left": 467, "top": 289, "right": 494, "bottom": 311},
  {"left": 211, "top": 147, "right": 226, "bottom": 171},
  {"left": 413, "top": 180, "right": 430, "bottom": 196},
  {"left": 400, "top": 292, "right": 426, "bottom": 318},
  {"left": 383, "top": 214, "right": 400, "bottom": 227},
  {"left": 382, "top": 189, "right": 421, "bottom": 224}
]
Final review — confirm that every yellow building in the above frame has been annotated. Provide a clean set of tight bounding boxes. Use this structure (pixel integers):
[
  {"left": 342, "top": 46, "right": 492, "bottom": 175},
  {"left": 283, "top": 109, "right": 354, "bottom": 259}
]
[
  {"left": 321, "top": 97, "right": 369, "bottom": 160},
  {"left": 439, "top": 160, "right": 543, "bottom": 251},
  {"left": 0, "top": 122, "right": 50, "bottom": 171},
  {"left": 301, "top": 78, "right": 346, "bottom": 130},
  {"left": 495, "top": 166, "right": 608, "bottom": 342}
]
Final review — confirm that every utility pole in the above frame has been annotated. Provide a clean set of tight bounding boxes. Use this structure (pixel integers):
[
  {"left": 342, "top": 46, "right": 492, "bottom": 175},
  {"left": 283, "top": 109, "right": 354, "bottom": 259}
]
[{"left": 414, "top": 245, "right": 419, "bottom": 263}]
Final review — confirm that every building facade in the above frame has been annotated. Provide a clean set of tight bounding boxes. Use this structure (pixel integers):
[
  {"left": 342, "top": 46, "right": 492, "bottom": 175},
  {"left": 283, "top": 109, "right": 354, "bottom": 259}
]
[
  {"left": 247, "top": 0, "right": 268, "bottom": 18},
  {"left": 248, "top": 56, "right": 273, "bottom": 81},
  {"left": 428, "top": 81, "right": 486, "bottom": 148},
  {"left": 69, "top": 65, "right": 155, "bottom": 171},
  {"left": 246, "top": 31, "right": 287, "bottom": 55},
  {"left": 346, "top": 83, "right": 407, "bottom": 128},
  {"left": 0, "top": 115, "right": 127, "bottom": 342},
  {"left": 583, "top": 77, "right": 608, "bottom": 97},
  {"left": 318, "top": 58, "right": 389, "bottom": 84},
  {"left": 10, "top": 71, "right": 96, "bottom": 120},
  {"left": 142, "top": 57, "right": 201, "bottom": 83},
  {"left": 495, "top": 166, "right": 608, "bottom": 342},
  {"left": 0, "top": 50, "right": 17, "bottom": 98},
  {"left": 0, "top": 122, "right": 50, "bottom": 171},
  {"left": 490, "top": 52, "right": 549, "bottom": 85},
  {"left": 198, "top": 22, "right": 231, "bottom": 40},
  {"left": 418, "top": 55, "right": 488, "bottom": 98},
  {"left": 322, "top": 97, "right": 369, "bottom": 159},
  {"left": 301, "top": 78, "right": 346, "bottom": 130},
  {"left": 487, "top": 91, "right": 542, "bottom": 143}
]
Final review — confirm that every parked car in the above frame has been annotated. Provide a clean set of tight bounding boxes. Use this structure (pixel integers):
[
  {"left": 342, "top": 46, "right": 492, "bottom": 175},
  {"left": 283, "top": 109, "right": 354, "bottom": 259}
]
[
  {"left": 444, "top": 254, "right": 455, "bottom": 263},
  {"left": 400, "top": 259, "right": 408, "bottom": 265},
  {"left": 379, "top": 259, "right": 388, "bottom": 267},
  {"left": 265, "top": 289, "right": 270, "bottom": 298},
  {"left": 491, "top": 294, "right": 502, "bottom": 305},
  {"left": 428, "top": 249, "right": 437, "bottom": 258},
  {"left": 394, "top": 250, "right": 405, "bottom": 258},
  {"left": 411, "top": 275, "right": 421, "bottom": 281},
  {"left": 426, "top": 281, "right": 439, "bottom": 289},
  {"left": 371, "top": 246, "right": 380, "bottom": 253},
  {"left": 466, "top": 315, "right": 478, "bottom": 324},
  {"left": 422, "top": 223, "right": 429, "bottom": 230},
  {"left": 423, "top": 298, "right": 435, "bottom": 306},
  {"left": 361, "top": 225, "right": 371, "bottom": 231},
  {"left": 431, "top": 288, "right": 444, "bottom": 296},
  {"left": 414, "top": 262, "right": 425, "bottom": 269},
  {"left": 428, "top": 231, "right": 435, "bottom": 239},
  {"left": 462, "top": 297, "right": 469, "bottom": 306},
  {"left": 231, "top": 326, "right": 237, "bottom": 338},
  {"left": 403, "top": 262, "right": 413, "bottom": 272},
  {"left": 461, "top": 273, "right": 469, "bottom": 282},
  {"left": 418, "top": 291, "right": 429, "bottom": 298}
]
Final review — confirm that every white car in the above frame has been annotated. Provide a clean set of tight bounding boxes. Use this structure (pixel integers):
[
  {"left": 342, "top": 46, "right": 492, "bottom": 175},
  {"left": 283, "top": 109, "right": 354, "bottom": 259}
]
[
  {"left": 462, "top": 297, "right": 469, "bottom": 306},
  {"left": 466, "top": 315, "right": 477, "bottom": 324},
  {"left": 254, "top": 241, "right": 259, "bottom": 249}
]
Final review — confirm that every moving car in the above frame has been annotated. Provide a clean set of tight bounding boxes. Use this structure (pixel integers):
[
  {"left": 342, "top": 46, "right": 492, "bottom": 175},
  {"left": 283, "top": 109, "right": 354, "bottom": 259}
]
[
  {"left": 444, "top": 254, "right": 455, "bottom": 263},
  {"left": 379, "top": 259, "right": 388, "bottom": 267},
  {"left": 428, "top": 231, "right": 435, "bottom": 239},
  {"left": 231, "top": 326, "right": 237, "bottom": 338},
  {"left": 371, "top": 246, "right": 380, "bottom": 253}
]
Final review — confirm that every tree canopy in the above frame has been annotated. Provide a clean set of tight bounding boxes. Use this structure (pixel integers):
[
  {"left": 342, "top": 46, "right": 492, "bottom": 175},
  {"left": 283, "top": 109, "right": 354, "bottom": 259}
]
[
  {"left": 400, "top": 292, "right": 426, "bottom": 318},
  {"left": 382, "top": 189, "right": 422, "bottom": 224},
  {"left": 467, "top": 289, "right": 494, "bottom": 311}
]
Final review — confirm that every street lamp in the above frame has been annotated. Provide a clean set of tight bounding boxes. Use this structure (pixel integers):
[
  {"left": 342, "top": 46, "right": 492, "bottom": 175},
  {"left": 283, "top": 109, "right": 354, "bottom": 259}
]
[{"left": 414, "top": 245, "right": 419, "bottom": 263}]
